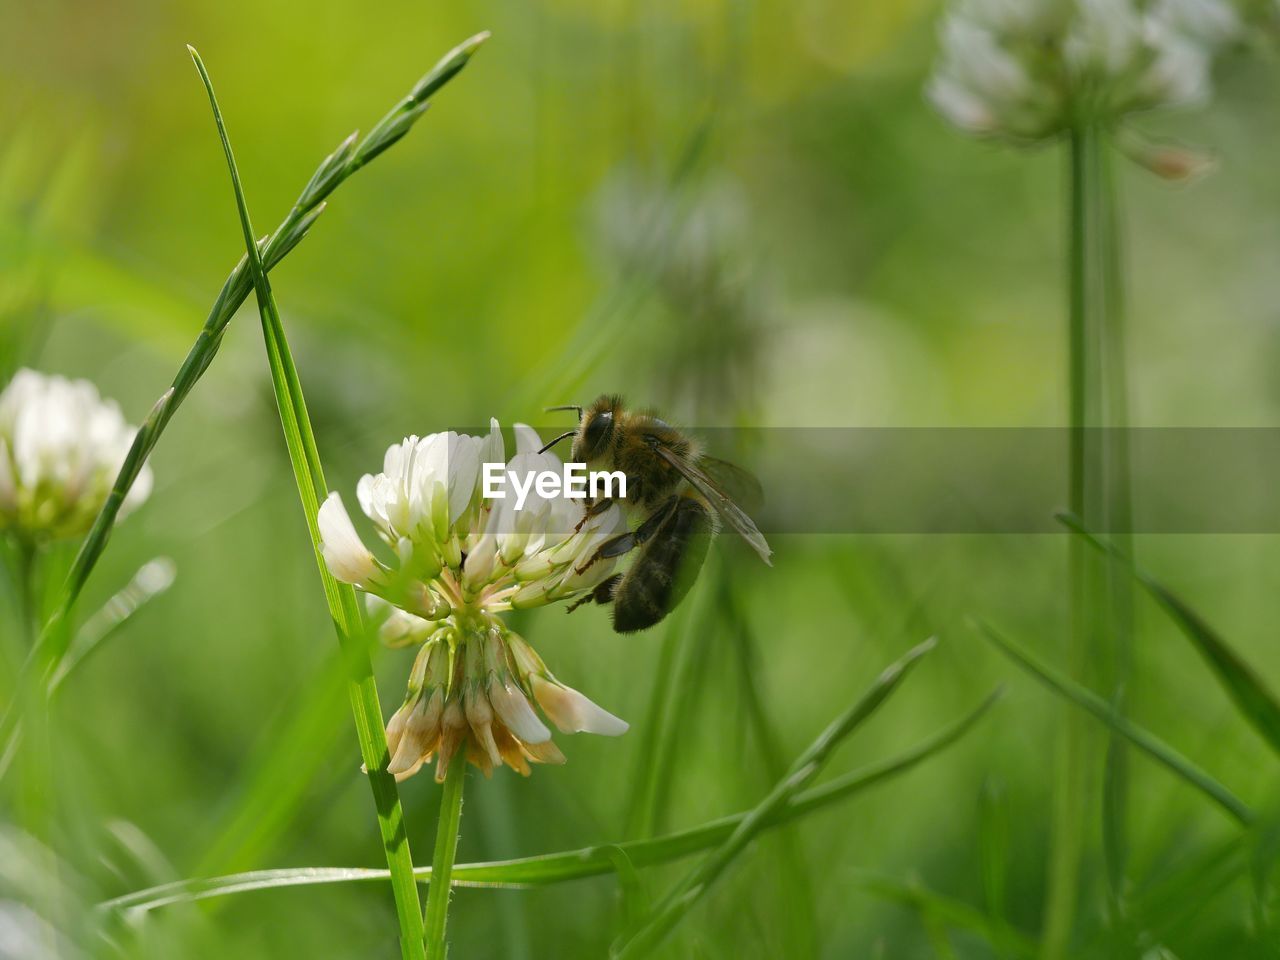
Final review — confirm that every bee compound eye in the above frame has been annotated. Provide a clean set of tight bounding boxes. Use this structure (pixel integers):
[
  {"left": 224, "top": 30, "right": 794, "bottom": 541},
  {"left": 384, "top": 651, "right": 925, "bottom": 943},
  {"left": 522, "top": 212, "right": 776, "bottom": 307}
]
[{"left": 585, "top": 410, "right": 613, "bottom": 454}]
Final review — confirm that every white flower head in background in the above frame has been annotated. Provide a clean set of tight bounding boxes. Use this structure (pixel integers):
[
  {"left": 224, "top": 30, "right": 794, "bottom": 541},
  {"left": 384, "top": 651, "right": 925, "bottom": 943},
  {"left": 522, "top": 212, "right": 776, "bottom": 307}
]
[
  {"left": 928, "top": 0, "right": 1243, "bottom": 175},
  {"left": 319, "top": 421, "right": 629, "bottom": 782},
  {"left": 0, "top": 369, "right": 152, "bottom": 541}
]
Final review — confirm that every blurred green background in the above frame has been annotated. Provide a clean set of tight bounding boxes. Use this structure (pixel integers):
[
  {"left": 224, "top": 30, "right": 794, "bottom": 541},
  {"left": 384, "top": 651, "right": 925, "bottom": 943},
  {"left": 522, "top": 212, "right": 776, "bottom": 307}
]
[{"left": 3, "top": 1, "right": 1280, "bottom": 957}]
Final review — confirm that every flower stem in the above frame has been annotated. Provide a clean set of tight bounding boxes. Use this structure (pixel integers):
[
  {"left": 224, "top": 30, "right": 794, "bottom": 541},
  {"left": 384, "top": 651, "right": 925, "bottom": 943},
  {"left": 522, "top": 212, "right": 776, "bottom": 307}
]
[
  {"left": 15, "top": 537, "right": 37, "bottom": 645},
  {"left": 1045, "top": 119, "right": 1132, "bottom": 960},
  {"left": 425, "top": 759, "right": 467, "bottom": 957},
  {"left": 1094, "top": 117, "right": 1134, "bottom": 920},
  {"left": 1043, "top": 125, "right": 1089, "bottom": 960}
]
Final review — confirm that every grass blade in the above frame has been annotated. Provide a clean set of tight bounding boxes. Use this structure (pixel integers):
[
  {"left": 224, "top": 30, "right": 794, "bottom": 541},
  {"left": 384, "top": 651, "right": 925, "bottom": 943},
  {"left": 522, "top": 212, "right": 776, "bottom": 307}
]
[
  {"left": 48, "top": 557, "right": 175, "bottom": 692},
  {"left": 0, "top": 33, "right": 489, "bottom": 765},
  {"left": 975, "top": 619, "right": 1253, "bottom": 825},
  {"left": 721, "top": 563, "right": 817, "bottom": 956},
  {"left": 188, "top": 48, "right": 430, "bottom": 960},
  {"left": 1059, "top": 512, "right": 1280, "bottom": 756},
  {"left": 599, "top": 845, "right": 649, "bottom": 937},
  {"left": 979, "top": 777, "right": 1010, "bottom": 955},
  {"left": 99, "top": 688, "right": 999, "bottom": 915},
  {"left": 611, "top": 638, "right": 939, "bottom": 959},
  {"left": 852, "top": 872, "right": 1037, "bottom": 959},
  {"left": 623, "top": 597, "right": 694, "bottom": 839}
]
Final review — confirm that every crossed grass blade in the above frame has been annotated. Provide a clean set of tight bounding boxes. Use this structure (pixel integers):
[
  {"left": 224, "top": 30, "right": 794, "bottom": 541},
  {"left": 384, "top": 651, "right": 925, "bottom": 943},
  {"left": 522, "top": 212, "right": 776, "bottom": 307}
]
[
  {"left": 611, "top": 637, "right": 940, "bottom": 959},
  {"left": 99, "top": 686, "right": 999, "bottom": 915},
  {"left": 1059, "top": 512, "right": 1280, "bottom": 756},
  {"left": 975, "top": 618, "right": 1253, "bottom": 826},
  {"left": 851, "top": 872, "right": 1037, "bottom": 959}
]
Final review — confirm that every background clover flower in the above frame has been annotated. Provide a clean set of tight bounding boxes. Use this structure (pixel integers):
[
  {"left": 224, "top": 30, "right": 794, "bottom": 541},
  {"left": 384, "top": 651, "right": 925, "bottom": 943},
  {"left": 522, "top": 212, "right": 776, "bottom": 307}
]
[
  {"left": 318, "top": 421, "right": 629, "bottom": 781},
  {"left": 0, "top": 368, "right": 153, "bottom": 541},
  {"left": 928, "top": 0, "right": 1242, "bottom": 169}
]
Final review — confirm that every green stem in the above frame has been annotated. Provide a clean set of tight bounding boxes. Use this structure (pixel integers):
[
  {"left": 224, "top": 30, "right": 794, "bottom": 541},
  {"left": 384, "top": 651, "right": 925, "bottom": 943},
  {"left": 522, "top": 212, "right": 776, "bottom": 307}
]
[
  {"left": 10, "top": 539, "right": 64, "bottom": 945},
  {"left": 1094, "top": 122, "right": 1134, "bottom": 915},
  {"left": 188, "top": 48, "right": 428, "bottom": 960},
  {"left": 14, "top": 537, "right": 37, "bottom": 645},
  {"left": 1045, "top": 123, "right": 1093, "bottom": 960},
  {"left": 425, "top": 759, "right": 467, "bottom": 957},
  {"left": 1046, "top": 119, "right": 1131, "bottom": 959}
]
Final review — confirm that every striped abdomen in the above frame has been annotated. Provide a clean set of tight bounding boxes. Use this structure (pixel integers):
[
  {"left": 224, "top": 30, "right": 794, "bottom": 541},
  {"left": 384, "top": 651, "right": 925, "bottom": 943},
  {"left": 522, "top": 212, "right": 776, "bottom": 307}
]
[{"left": 611, "top": 494, "right": 713, "bottom": 633}]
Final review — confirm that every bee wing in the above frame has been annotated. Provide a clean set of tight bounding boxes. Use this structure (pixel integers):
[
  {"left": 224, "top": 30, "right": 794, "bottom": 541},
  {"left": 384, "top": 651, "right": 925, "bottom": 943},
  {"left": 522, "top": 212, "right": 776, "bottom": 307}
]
[
  {"left": 697, "top": 456, "right": 765, "bottom": 514},
  {"left": 653, "top": 446, "right": 773, "bottom": 566}
]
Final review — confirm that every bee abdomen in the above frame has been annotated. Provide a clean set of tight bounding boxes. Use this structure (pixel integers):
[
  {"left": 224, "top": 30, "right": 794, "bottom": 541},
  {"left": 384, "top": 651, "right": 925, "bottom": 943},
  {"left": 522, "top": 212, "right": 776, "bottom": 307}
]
[{"left": 611, "top": 495, "right": 713, "bottom": 633}]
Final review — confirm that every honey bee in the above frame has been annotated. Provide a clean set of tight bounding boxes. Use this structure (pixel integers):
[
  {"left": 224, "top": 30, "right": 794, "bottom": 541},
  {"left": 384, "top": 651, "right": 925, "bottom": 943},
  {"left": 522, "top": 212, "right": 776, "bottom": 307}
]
[{"left": 540, "top": 394, "right": 772, "bottom": 633}]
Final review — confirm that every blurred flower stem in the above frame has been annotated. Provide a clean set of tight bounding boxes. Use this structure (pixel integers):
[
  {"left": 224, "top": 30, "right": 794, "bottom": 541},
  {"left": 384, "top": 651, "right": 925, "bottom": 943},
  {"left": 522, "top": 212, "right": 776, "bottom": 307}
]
[
  {"left": 188, "top": 47, "right": 434, "bottom": 960},
  {"left": 424, "top": 759, "right": 466, "bottom": 957},
  {"left": 924, "top": 0, "right": 1240, "bottom": 946},
  {"left": 13, "top": 536, "right": 36, "bottom": 642},
  {"left": 1047, "top": 118, "right": 1134, "bottom": 960},
  {"left": 5, "top": 538, "right": 64, "bottom": 942}
]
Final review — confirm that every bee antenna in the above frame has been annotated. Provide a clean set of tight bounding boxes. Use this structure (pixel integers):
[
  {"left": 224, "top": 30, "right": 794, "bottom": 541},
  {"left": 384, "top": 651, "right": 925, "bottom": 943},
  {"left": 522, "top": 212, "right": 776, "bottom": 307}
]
[
  {"left": 538, "top": 430, "right": 576, "bottom": 455},
  {"left": 545, "top": 404, "right": 583, "bottom": 420}
]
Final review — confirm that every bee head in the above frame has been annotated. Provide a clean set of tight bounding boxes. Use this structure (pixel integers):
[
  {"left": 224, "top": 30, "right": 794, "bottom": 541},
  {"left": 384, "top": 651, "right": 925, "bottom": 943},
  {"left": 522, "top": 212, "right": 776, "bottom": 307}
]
[{"left": 572, "top": 394, "right": 622, "bottom": 462}]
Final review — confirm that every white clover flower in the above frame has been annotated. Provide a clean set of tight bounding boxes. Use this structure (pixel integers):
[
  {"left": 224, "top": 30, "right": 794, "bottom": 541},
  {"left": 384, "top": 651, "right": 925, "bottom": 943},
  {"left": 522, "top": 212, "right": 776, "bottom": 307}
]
[
  {"left": 319, "top": 421, "right": 629, "bottom": 781},
  {"left": 0, "top": 369, "right": 152, "bottom": 541},
  {"left": 928, "top": 0, "right": 1242, "bottom": 152}
]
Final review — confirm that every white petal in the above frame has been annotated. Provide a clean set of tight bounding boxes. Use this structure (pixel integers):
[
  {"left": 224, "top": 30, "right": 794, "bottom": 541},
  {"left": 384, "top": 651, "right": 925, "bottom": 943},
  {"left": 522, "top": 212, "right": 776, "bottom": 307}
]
[
  {"left": 505, "top": 632, "right": 546, "bottom": 677},
  {"left": 465, "top": 688, "right": 502, "bottom": 766},
  {"left": 1150, "top": 0, "right": 1239, "bottom": 48},
  {"left": 446, "top": 433, "right": 483, "bottom": 525},
  {"left": 522, "top": 739, "right": 566, "bottom": 765},
  {"left": 318, "top": 493, "right": 380, "bottom": 586},
  {"left": 1067, "top": 0, "right": 1144, "bottom": 75},
  {"left": 356, "top": 473, "right": 378, "bottom": 521},
  {"left": 488, "top": 678, "right": 551, "bottom": 744},
  {"left": 385, "top": 699, "right": 415, "bottom": 758},
  {"left": 928, "top": 76, "right": 996, "bottom": 133},
  {"left": 462, "top": 530, "right": 499, "bottom": 590},
  {"left": 477, "top": 417, "right": 505, "bottom": 475},
  {"left": 513, "top": 423, "right": 545, "bottom": 456},
  {"left": 377, "top": 604, "right": 437, "bottom": 647},
  {"left": 0, "top": 368, "right": 153, "bottom": 537},
  {"left": 530, "top": 675, "right": 628, "bottom": 736},
  {"left": 389, "top": 688, "right": 444, "bottom": 775}
]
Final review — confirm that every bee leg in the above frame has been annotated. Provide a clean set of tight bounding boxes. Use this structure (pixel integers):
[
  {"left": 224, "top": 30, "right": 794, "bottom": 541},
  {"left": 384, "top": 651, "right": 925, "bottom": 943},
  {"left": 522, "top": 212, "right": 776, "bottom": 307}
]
[
  {"left": 566, "top": 573, "right": 621, "bottom": 614},
  {"left": 574, "top": 496, "right": 677, "bottom": 575},
  {"left": 573, "top": 529, "right": 637, "bottom": 575},
  {"left": 574, "top": 496, "right": 616, "bottom": 533}
]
